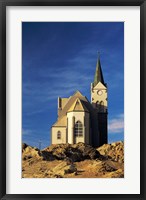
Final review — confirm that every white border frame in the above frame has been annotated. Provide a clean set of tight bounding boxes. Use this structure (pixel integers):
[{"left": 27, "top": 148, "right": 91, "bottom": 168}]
[{"left": 6, "top": 6, "right": 140, "bottom": 194}]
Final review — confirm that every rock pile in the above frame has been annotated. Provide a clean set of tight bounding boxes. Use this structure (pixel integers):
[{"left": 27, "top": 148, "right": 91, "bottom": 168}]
[
  {"left": 97, "top": 141, "right": 124, "bottom": 163},
  {"left": 22, "top": 141, "right": 124, "bottom": 178},
  {"left": 42, "top": 142, "right": 100, "bottom": 162},
  {"left": 22, "top": 143, "right": 42, "bottom": 161}
]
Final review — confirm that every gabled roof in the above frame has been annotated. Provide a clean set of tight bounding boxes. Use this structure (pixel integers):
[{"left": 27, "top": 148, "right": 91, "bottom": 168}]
[
  {"left": 52, "top": 115, "right": 67, "bottom": 127},
  {"left": 52, "top": 90, "right": 91, "bottom": 127},
  {"left": 57, "top": 90, "right": 87, "bottom": 118},
  {"left": 68, "top": 98, "right": 89, "bottom": 112},
  {"left": 61, "top": 98, "right": 69, "bottom": 109},
  {"left": 73, "top": 90, "right": 83, "bottom": 97}
]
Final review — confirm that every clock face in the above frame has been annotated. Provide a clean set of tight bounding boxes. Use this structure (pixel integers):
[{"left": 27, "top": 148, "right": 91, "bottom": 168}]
[{"left": 97, "top": 90, "right": 103, "bottom": 96}]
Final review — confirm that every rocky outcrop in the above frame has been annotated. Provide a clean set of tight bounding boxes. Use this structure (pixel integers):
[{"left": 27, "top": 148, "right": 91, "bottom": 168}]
[
  {"left": 97, "top": 141, "right": 124, "bottom": 163},
  {"left": 22, "top": 144, "right": 42, "bottom": 161},
  {"left": 42, "top": 142, "right": 100, "bottom": 162},
  {"left": 22, "top": 141, "right": 124, "bottom": 178}
]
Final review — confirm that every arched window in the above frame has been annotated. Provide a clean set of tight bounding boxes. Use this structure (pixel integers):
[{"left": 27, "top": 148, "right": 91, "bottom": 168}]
[
  {"left": 57, "top": 131, "right": 61, "bottom": 139},
  {"left": 100, "top": 101, "right": 104, "bottom": 106},
  {"left": 74, "top": 121, "right": 83, "bottom": 137}
]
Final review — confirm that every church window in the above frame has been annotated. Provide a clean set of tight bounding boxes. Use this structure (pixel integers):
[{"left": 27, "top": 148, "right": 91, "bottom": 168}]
[
  {"left": 57, "top": 131, "right": 61, "bottom": 139},
  {"left": 74, "top": 121, "right": 83, "bottom": 137}
]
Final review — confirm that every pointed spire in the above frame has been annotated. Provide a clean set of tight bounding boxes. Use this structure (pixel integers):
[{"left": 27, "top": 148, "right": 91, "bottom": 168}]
[{"left": 93, "top": 52, "right": 104, "bottom": 86}]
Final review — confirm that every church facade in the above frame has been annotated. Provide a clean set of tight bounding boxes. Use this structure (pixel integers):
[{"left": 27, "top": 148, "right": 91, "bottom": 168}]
[{"left": 51, "top": 56, "right": 108, "bottom": 147}]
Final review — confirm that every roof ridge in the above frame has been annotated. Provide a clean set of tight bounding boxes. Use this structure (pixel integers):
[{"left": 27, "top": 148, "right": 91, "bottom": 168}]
[{"left": 73, "top": 90, "right": 84, "bottom": 97}]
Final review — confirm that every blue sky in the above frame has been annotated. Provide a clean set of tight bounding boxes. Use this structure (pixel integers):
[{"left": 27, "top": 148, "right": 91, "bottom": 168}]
[{"left": 22, "top": 22, "right": 124, "bottom": 149}]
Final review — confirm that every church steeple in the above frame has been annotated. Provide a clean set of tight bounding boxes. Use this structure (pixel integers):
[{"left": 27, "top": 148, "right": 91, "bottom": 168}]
[
  {"left": 93, "top": 53, "right": 104, "bottom": 87},
  {"left": 91, "top": 53, "right": 108, "bottom": 146}
]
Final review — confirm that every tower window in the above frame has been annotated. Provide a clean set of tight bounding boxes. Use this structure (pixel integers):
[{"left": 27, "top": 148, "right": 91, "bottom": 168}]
[
  {"left": 74, "top": 121, "right": 83, "bottom": 137},
  {"left": 100, "top": 101, "right": 104, "bottom": 106},
  {"left": 57, "top": 131, "right": 61, "bottom": 139}
]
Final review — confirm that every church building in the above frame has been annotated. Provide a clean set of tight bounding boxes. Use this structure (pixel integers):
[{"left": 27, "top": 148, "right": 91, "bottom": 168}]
[{"left": 51, "top": 55, "right": 108, "bottom": 147}]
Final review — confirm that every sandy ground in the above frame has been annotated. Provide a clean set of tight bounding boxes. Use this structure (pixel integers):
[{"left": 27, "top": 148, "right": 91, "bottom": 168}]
[{"left": 22, "top": 159, "right": 124, "bottom": 178}]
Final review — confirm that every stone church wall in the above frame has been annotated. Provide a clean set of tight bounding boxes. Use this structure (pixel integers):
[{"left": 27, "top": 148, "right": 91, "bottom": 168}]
[
  {"left": 67, "top": 111, "right": 90, "bottom": 144},
  {"left": 51, "top": 127, "right": 67, "bottom": 144}
]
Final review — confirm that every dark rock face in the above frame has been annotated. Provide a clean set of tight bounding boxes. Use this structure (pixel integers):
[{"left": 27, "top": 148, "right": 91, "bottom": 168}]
[
  {"left": 73, "top": 143, "right": 100, "bottom": 160},
  {"left": 41, "top": 151, "right": 57, "bottom": 161},
  {"left": 99, "top": 162, "right": 117, "bottom": 172},
  {"left": 42, "top": 142, "right": 101, "bottom": 162}
]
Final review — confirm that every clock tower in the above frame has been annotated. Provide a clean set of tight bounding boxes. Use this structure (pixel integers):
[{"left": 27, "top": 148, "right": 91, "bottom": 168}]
[{"left": 91, "top": 54, "right": 108, "bottom": 146}]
